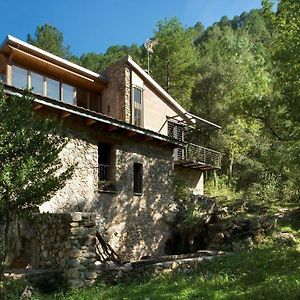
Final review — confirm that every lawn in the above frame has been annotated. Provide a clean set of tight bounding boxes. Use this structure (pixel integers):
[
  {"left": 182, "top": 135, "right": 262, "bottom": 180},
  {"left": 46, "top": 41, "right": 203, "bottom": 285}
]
[{"left": 33, "top": 242, "right": 300, "bottom": 300}]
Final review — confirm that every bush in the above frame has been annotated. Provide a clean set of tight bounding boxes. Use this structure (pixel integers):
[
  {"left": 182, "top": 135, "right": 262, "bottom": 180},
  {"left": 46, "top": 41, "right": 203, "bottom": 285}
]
[{"left": 1, "top": 278, "right": 28, "bottom": 300}]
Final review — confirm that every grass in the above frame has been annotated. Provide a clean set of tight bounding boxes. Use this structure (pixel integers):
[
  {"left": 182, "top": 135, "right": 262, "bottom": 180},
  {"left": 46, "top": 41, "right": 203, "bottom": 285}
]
[{"left": 32, "top": 236, "right": 300, "bottom": 300}]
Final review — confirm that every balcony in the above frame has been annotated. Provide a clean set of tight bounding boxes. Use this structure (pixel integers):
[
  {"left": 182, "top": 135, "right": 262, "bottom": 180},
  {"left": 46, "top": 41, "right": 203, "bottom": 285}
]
[{"left": 175, "top": 143, "right": 221, "bottom": 170}]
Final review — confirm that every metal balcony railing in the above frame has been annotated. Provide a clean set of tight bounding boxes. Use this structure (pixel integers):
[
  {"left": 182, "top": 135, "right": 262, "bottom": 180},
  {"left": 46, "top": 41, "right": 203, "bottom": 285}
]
[{"left": 175, "top": 143, "right": 221, "bottom": 169}]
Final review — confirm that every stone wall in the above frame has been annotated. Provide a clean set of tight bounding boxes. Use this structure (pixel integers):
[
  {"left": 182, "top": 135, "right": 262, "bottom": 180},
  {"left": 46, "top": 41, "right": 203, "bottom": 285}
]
[
  {"left": 96, "top": 140, "right": 176, "bottom": 260},
  {"left": 39, "top": 132, "right": 99, "bottom": 213},
  {"left": 101, "top": 58, "right": 131, "bottom": 123},
  {"left": 4, "top": 213, "right": 102, "bottom": 288},
  {"left": 175, "top": 166, "right": 204, "bottom": 195},
  {"left": 39, "top": 128, "right": 177, "bottom": 261}
]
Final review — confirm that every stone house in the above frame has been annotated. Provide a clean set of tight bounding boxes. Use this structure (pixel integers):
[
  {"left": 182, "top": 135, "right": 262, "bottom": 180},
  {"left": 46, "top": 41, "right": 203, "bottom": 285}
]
[{"left": 0, "top": 35, "right": 221, "bottom": 261}]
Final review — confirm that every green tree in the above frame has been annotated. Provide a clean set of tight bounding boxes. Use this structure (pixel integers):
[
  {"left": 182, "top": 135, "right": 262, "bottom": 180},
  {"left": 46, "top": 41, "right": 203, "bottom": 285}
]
[
  {"left": 27, "top": 24, "right": 71, "bottom": 59},
  {"left": 150, "top": 17, "right": 199, "bottom": 108},
  {"left": 263, "top": 0, "right": 300, "bottom": 141},
  {"left": 0, "top": 85, "right": 74, "bottom": 265},
  {"left": 79, "top": 44, "right": 145, "bottom": 73}
]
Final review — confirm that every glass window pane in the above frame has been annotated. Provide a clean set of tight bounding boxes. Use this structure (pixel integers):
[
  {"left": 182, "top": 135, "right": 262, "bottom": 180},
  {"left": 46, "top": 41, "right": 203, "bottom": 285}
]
[
  {"left": 30, "top": 72, "right": 44, "bottom": 95},
  {"left": 62, "top": 83, "right": 75, "bottom": 105},
  {"left": 12, "top": 65, "right": 28, "bottom": 89},
  {"left": 133, "top": 87, "right": 142, "bottom": 104},
  {"left": 134, "top": 109, "right": 141, "bottom": 126},
  {"left": 46, "top": 77, "right": 60, "bottom": 100}
]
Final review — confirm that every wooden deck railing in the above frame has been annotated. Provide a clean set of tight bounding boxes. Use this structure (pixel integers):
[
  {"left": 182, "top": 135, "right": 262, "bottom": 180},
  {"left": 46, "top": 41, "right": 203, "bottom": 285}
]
[{"left": 175, "top": 143, "right": 221, "bottom": 169}]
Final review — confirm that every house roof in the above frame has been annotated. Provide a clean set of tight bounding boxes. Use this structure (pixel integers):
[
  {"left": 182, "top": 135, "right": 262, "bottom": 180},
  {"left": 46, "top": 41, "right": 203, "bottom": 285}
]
[
  {"left": 0, "top": 35, "right": 108, "bottom": 83},
  {"left": 3, "top": 83, "right": 186, "bottom": 148},
  {"left": 125, "top": 56, "right": 194, "bottom": 124}
]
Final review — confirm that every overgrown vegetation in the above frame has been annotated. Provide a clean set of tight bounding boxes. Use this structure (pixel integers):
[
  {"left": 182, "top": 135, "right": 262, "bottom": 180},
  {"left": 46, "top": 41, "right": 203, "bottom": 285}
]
[
  {"left": 11, "top": 221, "right": 297, "bottom": 299},
  {"left": 0, "top": 86, "right": 74, "bottom": 271}
]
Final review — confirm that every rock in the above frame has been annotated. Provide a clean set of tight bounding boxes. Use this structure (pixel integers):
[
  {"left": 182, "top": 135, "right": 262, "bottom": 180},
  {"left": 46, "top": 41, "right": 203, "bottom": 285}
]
[
  {"left": 196, "top": 250, "right": 216, "bottom": 256},
  {"left": 67, "top": 258, "right": 81, "bottom": 267},
  {"left": 70, "top": 212, "right": 82, "bottom": 222},
  {"left": 208, "top": 233, "right": 224, "bottom": 250},
  {"left": 244, "top": 237, "right": 253, "bottom": 247},
  {"left": 70, "top": 227, "right": 90, "bottom": 236},
  {"left": 67, "top": 268, "right": 80, "bottom": 279},
  {"left": 84, "top": 252, "right": 97, "bottom": 259},
  {"left": 84, "top": 271, "right": 98, "bottom": 280},
  {"left": 274, "top": 232, "right": 297, "bottom": 246},
  {"left": 68, "top": 279, "right": 84, "bottom": 288}
]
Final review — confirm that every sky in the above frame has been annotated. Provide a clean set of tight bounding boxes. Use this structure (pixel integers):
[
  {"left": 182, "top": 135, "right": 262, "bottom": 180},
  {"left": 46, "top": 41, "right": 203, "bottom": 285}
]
[{"left": 0, "top": 0, "right": 263, "bottom": 57}]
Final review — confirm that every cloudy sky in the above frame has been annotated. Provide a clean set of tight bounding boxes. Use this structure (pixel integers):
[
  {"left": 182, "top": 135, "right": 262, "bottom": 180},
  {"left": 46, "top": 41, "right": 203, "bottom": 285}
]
[{"left": 1, "top": 0, "right": 262, "bottom": 56}]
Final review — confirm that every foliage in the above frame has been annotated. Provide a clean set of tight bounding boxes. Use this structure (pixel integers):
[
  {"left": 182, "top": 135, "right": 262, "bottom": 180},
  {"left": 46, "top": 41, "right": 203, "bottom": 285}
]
[
  {"left": 0, "top": 85, "right": 74, "bottom": 261},
  {"left": 174, "top": 179, "right": 201, "bottom": 227},
  {"left": 27, "top": 24, "right": 71, "bottom": 59},
  {"left": 150, "top": 17, "right": 199, "bottom": 108},
  {"left": 79, "top": 44, "right": 145, "bottom": 73},
  {"left": 0, "top": 278, "right": 28, "bottom": 300},
  {"left": 25, "top": 1, "right": 300, "bottom": 217}
]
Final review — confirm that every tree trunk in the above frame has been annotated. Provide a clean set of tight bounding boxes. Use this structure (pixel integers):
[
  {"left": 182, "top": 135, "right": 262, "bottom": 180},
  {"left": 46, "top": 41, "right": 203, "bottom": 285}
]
[
  {"left": 228, "top": 151, "right": 234, "bottom": 184},
  {"left": 213, "top": 170, "right": 218, "bottom": 188},
  {"left": 3, "top": 216, "right": 10, "bottom": 267}
]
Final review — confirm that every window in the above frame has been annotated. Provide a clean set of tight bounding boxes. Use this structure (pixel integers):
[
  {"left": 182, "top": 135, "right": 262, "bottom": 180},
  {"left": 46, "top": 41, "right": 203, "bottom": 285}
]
[
  {"left": 8, "top": 65, "right": 102, "bottom": 112},
  {"left": 98, "top": 143, "right": 111, "bottom": 182},
  {"left": 1, "top": 66, "right": 6, "bottom": 83},
  {"left": 46, "top": 77, "right": 60, "bottom": 100},
  {"left": 132, "top": 86, "right": 143, "bottom": 127},
  {"left": 12, "top": 65, "right": 28, "bottom": 89},
  {"left": 62, "top": 83, "right": 75, "bottom": 105},
  {"left": 30, "top": 72, "right": 44, "bottom": 95},
  {"left": 133, "top": 163, "right": 143, "bottom": 195}
]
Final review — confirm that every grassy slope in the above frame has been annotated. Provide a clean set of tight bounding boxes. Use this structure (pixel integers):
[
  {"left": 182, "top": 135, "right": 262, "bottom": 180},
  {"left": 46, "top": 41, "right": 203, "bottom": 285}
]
[{"left": 35, "top": 239, "right": 300, "bottom": 299}]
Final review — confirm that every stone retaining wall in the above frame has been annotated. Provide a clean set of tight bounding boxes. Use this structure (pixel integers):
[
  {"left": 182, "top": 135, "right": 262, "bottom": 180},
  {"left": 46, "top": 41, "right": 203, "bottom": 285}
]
[{"left": 4, "top": 212, "right": 102, "bottom": 288}]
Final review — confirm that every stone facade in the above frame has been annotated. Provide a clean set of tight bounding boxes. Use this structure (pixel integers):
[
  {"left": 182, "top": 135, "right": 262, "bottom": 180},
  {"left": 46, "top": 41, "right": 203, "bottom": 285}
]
[
  {"left": 101, "top": 59, "right": 132, "bottom": 123},
  {"left": 3, "top": 213, "right": 102, "bottom": 288},
  {"left": 40, "top": 129, "right": 176, "bottom": 261}
]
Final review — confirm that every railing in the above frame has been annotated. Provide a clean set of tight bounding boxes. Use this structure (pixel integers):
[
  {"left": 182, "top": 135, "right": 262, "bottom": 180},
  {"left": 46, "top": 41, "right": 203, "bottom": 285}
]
[
  {"left": 98, "top": 164, "right": 110, "bottom": 181},
  {"left": 175, "top": 143, "right": 222, "bottom": 169}
]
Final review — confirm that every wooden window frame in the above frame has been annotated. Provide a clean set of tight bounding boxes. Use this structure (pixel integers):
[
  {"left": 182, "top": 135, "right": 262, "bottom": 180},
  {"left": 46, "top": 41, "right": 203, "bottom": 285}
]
[{"left": 131, "top": 85, "right": 144, "bottom": 127}]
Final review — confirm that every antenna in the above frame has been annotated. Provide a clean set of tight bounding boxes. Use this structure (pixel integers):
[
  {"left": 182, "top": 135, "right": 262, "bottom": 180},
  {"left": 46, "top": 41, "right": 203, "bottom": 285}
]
[{"left": 144, "top": 39, "right": 158, "bottom": 74}]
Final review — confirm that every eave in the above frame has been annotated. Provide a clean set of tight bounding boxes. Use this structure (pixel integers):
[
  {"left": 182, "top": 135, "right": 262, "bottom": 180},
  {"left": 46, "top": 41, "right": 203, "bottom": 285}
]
[
  {"left": 1, "top": 35, "right": 108, "bottom": 84},
  {"left": 3, "top": 84, "right": 186, "bottom": 148}
]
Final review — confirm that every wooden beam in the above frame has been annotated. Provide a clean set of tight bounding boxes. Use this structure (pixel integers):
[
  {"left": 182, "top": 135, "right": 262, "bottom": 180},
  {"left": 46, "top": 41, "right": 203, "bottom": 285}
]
[
  {"left": 142, "top": 136, "right": 153, "bottom": 142},
  {"left": 33, "top": 103, "right": 43, "bottom": 111},
  {"left": 61, "top": 111, "right": 71, "bottom": 119},
  {"left": 126, "top": 130, "right": 137, "bottom": 137},
  {"left": 157, "top": 140, "right": 169, "bottom": 146},
  {"left": 85, "top": 118, "right": 97, "bottom": 126},
  {"left": 107, "top": 125, "right": 118, "bottom": 132}
]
